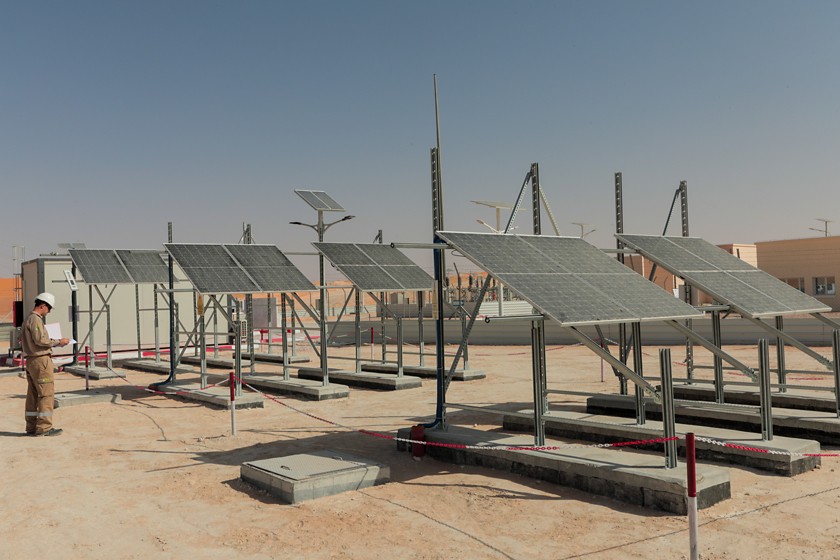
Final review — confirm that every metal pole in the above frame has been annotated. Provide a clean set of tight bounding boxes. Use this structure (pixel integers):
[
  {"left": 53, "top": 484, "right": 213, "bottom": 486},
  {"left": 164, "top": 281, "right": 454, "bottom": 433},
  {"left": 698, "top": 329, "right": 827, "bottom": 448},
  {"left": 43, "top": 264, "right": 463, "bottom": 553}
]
[
  {"left": 168, "top": 222, "right": 176, "bottom": 384},
  {"left": 660, "top": 348, "right": 678, "bottom": 468},
  {"left": 229, "top": 371, "right": 237, "bottom": 436},
  {"left": 680, "top": 181, "right": 694, "bottom": 381},
  {"left": 833, "top": 330, "right": 840, "bottom": 418},
  {"left": 354, "top": 288, "right": 361, "bottom": 373},
  {"left": 88, "top": 284, "right": 96, "bottom": 369},
  {"left": 775, "top": 316, "right": 787, "bottom": 392},
  {"left": 460, "top": 308, "right": 469, "bottom": 370},
  {"left": 418, "top": 291, "right": 425, "bottom": 367},
  {"left": 199, "top": 296, "right": 206, "bottom": 389},
  {"left": 396, "top": 316, "right": 404, "bottom": 377},
  {"left": 234, "top": 304, "right": 242, "bottom": 397},
  {"left": 615, "top": 172, "right": 628, "bottom": 395},
  {"left": 712, "top": 310, "right": 724, "bottom": 404},
  {"left": 153, "top": 283, "right": 160, "bottom": 363},
  {"left": 135, "top": 284, "right": 142, "bottom": 360},
  {"left": 632, "top": 322, "right": 645, "bottom": 425},
  {"left": 758, "top": 339, "right": 774, "bottom": 441},
  {"left": 71, "top": 262, "right": 79, "bottom": 365},
  {"left": 531, "top": 319, "right": 546, "bottom": 446},
  {"left": 289, "top": 298, "right": 297, "bottom": 359},
  {"left": 281, "top": 294, "right": 289, "bottom": 381},
  {"left": 686, "top": 432, "right": 699, "bottom": 560},
  {"left": 105, "top": 303, "right": 112, "bottom": 370},
  {"left": 317, "top": 210, "right": 330, "bottom": 386}
]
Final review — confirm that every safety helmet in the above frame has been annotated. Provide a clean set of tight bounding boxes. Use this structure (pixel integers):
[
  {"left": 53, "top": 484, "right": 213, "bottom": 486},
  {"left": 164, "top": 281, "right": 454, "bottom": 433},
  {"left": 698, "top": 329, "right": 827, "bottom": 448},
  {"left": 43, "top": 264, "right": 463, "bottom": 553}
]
[{"left": 35, "top": 292, "right": 56, "bottom": 309}]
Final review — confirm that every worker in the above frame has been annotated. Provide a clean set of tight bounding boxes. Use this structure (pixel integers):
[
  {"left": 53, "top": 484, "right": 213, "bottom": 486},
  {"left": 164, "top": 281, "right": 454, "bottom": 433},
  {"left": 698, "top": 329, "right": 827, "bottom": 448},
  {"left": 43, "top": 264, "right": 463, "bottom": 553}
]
[{"left": 21, "top": 292, "right": 69, "bottom": 436}]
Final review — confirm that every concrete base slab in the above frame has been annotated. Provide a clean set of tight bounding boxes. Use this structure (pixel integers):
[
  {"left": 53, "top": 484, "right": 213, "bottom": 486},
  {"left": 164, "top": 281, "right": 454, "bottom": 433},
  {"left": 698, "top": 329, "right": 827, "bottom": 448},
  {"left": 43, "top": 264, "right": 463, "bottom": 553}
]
[
  {"left": 673, "top": 384, "right": 838, "bottom": 414},
  {"left": 157, "top": 382, "right": 264, "bottom": 409},
  {"left": 64, "top": 365, "right": 121, "bottom": 380},
  {"left": 242, "top": 374, "right": 349, "bottom": 400},
  {"left": 502, "top": 409, "right": 820, "bottom": 476},
  {"left": 587, "top": 394, "right": 840, "bottom": 446},
  {"left": 361, "top": 362, "right": 485, "bottom": 381},
  {"left": 241, "top": 449, "right": 389, "bottom": 504},
  {"left": 296, "top": 367, "right": 422, "bottom": 391},
  {"left": 55, "top": 389, "right": 122, "bottom": 408},
  {"left": 396, "top": 425, "right": 729, "bottom": 514},
  {"left": 252, "top": 353, "right": 310, "bottom": 365},
  {"left": 118, "top": 359, "right": 196, "bottom": 375},
  {"left": 180, "top": 355, "right": 252, "bottom": 369}
]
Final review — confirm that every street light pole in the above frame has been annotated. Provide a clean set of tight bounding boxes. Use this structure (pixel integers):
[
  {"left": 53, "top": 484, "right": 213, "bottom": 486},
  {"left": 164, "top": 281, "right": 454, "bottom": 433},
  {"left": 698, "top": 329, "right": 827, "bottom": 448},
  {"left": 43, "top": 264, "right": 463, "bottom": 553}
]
[{"left": 290, "top": 212, "right": 354, "bottom": 387}]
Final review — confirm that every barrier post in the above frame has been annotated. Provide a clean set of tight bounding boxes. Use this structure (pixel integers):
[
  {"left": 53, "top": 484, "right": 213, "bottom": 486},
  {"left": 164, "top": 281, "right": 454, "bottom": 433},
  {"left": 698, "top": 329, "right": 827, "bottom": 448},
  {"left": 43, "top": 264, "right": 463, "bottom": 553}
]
[
  {"left": 686, "top": 432, "right": 699, "bottom": 560},
  {"left": 229, "top": 371, "right": 237, "bottom": 436},
  {"left": 85, "top": 345, "right": 90, "bottom": 391}
]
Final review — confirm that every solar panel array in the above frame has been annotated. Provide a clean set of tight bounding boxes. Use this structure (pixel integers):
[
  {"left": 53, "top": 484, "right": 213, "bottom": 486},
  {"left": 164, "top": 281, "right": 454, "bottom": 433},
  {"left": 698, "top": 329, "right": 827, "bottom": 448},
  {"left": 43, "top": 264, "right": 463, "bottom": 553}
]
[
  {"left": 617, "top": 234, "right": 831, "bottom": 317},
  {"left": 294, "top": 190, "right": 345, "bottom": 212},
  {"left": 315, "top": 243, "right": 434, "bottom": 291},
  {"left": 164, "top": 243, "right": 316, "bottom": 294},
  {"left": 437, "top": 231, "right": 702, "bottom": 326},
  {"left": 115, "top": 250, "right": 171, "bottom": 284},
  {"left": 69, "top": 249, "right": 137, "bottom": 285}
]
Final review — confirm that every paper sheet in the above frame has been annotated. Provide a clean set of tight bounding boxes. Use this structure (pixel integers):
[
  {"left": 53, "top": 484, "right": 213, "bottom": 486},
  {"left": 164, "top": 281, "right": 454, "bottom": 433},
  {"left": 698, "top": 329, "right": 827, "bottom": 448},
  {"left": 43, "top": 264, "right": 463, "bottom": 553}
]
[{"left": 46, "top": 323, "right": 76, "bottom": 345}]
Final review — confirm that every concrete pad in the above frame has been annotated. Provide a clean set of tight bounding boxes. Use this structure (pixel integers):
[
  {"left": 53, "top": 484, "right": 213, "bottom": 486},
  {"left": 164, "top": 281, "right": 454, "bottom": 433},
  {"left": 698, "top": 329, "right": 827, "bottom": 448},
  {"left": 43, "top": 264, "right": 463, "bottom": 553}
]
[
  {"left": 241, "top": 449, "right": 389, "bottom": 504},
  {"left": 361, "top": 362, "right": 486, "bottom": 381},
  {"left": 502, "top": 409, "right": 820, "bottom": 476},
  {"left": 118, "top": 359, "right": 196, "bottom": 375},
  {"left": 252, "top": 353, "right": 310, "bottom": 365},
  {"left": 55, "top": 389, "right": 121, "bottom": 408},
  {"left": 242, "top": 374, "right": 349, "bottom": 401},
  {"left": 296, "top": 367, "right": 422, "bottom": 391},
  {"left": 396, "top": 425, "right": 730, "bottom": 514},
  {"left": 587, "top": 394, "right": 840, "bottom": 446},
  {"left": 63, "top": 365, "right": 122, "bottom": 380},
  {"left": 180, "top": 355, "right": 253, "bottom": 369},
  {"left": 673, "top": 384, "right": 838, "bottom": 414},
  {"left": 156, "top": 382, "right": 264, "bottom": 409}
]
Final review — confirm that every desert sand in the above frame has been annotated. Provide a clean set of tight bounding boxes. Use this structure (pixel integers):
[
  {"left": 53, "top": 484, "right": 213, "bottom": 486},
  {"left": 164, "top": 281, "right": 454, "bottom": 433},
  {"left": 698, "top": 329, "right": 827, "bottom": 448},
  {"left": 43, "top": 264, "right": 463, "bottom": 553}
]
[{"left": 2, "top": 341, "right": 840, "bottom": 559}]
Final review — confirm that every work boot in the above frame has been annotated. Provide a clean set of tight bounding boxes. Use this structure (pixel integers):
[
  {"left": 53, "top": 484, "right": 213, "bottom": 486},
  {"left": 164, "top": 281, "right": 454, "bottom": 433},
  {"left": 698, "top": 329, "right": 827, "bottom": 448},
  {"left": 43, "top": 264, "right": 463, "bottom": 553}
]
[{"left": 33, "top": 428, "right": 63, "bottom": 437}]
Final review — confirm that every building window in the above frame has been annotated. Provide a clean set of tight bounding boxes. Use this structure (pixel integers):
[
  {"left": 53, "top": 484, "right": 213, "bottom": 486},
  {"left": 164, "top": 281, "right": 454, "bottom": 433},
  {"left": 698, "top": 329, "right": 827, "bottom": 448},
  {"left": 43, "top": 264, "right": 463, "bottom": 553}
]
[
  {"left": 814, "top": 276, "right": 836, "bottom": 296},
  {"left": 784, "top": 278, "right": 805, "bottom": 293}
]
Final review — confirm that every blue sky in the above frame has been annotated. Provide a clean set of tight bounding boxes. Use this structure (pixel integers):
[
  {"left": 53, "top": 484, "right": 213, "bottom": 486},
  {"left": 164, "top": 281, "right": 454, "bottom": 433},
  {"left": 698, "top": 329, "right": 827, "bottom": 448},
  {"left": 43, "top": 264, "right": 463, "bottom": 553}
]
[{"left": 2, "top": 1, "right": 839, "bottom": 279}]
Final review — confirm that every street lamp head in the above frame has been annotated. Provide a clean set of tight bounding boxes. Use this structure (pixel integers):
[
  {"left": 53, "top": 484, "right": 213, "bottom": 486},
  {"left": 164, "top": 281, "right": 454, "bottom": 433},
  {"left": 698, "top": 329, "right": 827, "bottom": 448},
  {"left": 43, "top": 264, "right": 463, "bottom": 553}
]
[
  {"left": 289, "top": 221, "right": 305, "bottom": 226},
  {"left": 342, "top": 215, "right": 356, "bottom": 222}
]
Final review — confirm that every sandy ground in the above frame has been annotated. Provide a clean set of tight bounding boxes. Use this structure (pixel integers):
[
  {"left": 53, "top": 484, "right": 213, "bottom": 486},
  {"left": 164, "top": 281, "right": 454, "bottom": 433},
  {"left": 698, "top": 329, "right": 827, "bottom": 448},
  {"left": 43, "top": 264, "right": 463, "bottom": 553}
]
[{"left": 2, "top": 341, "right": 840, "bottom": 560}]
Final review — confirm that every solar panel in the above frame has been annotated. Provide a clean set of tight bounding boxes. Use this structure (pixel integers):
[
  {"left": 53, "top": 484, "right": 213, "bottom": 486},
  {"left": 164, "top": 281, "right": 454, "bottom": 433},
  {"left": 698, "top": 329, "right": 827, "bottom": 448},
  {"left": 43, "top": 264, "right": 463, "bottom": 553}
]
[
  {"left": 617, "top": 234, "right": 831, "bottom": 317},
  {"left": 315, "top": 243, "right": 434, "bottom": 292},
  {"left": 437, "top": 232, "right": 701, "bottom": 326},
  {"left": 69, "top": 249, "right": 133, "bottom": 284},
  {"left": 165, "top": 244, "right": 261, "bottom": 294},
  {"left": 115, "top": 250, "right": 170, "bottom": 284},
  {"left": 295, "top": 190, "right": 345, "bottom": 212},
  {"left": 224, "top": 244, "right": 316, "bottom": 292}
]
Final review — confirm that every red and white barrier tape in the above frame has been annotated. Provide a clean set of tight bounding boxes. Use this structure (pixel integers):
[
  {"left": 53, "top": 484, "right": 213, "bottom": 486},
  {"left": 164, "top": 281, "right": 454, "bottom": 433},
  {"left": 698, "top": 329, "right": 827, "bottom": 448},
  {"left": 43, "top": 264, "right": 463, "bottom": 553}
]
[{"left": 694, "top": 435, "right": 840, "bottom": 457}]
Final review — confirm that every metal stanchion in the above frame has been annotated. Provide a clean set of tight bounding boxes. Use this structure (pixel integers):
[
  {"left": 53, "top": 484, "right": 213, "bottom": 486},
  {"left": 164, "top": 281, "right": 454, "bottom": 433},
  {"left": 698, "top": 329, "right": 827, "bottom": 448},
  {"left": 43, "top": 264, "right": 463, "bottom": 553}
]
[
  {"left": 660, "top": 348, "right": 677, "bottom": 468},
  {"left": 832, "top": 330, "right": 840, "bottom": 418},
  {"left": 686, "top": 432, "right": 699, "bottom": 560},
  {"left": 85, "top": 345, "right": 90, "bottom": 391},
  {"left": 229, "top": 371, "right": 237, "bottom": 437},
  {"left": 758, "top": 339, "right": 774, "bottom": 441}
]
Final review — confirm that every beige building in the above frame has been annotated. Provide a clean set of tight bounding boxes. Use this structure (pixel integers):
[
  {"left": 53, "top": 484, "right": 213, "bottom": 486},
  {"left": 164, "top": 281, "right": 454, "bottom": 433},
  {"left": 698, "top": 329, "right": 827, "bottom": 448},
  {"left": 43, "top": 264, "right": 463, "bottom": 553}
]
[{"left": 756, "top": 236, "right": 840, "bottom": 311}]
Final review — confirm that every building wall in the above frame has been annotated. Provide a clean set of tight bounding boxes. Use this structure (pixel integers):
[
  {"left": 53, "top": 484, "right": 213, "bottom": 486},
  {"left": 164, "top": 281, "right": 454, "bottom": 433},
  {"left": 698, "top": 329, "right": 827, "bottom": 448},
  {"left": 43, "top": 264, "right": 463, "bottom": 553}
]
[
  {"left": 0, "top": 278, "right": 16, "bottom": 324},
  {"left": 756, "top": 236, "right": 840, "bottom": 310}
]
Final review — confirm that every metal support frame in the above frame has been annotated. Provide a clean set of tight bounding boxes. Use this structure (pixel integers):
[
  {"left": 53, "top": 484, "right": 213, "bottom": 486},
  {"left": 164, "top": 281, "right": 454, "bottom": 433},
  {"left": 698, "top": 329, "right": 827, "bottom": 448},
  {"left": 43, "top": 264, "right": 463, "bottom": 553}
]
[
  {"left": 531, "top": 318, "right": 547, "bottom": 445},
  {"left": 632, "top": 322, "right": 645, "bottom": 425},
  {"left": 418, "top": 291, "right": 425, "bottom": 366},
  {"left": 666, "top": 320, "right": 758, "bottom": 381},
  {"left": 712, "top": 311, "right": 725, "bottom": 403},
  {"left": 614, "top": 172, "right": 629, "bottom": 395},
  {"left": 659, "top": 348, "right": 678, "bottom": 468},
  {"left": 567, "top": 327, "right": 659, "bottom": 398},
  {"left": 74, "top": 284, "right": 118, "bottom": 372},
  {"left": 744, "top": 315, "right": 833, "bottom": 370},
  {"left": 354, "top": 288, "right": 362, "bottom": 373},
  {"left": 680, "top": 181, "right": 695, "bottom": 381},
  {"left": 775, "top": 315, "right": 787, "bottom": 392},
  {"left": 281, "top": 293, "right": 290, "bottom": 380},
  {"left": 758, "top": 339, "right": 774, "bottom": 441}
]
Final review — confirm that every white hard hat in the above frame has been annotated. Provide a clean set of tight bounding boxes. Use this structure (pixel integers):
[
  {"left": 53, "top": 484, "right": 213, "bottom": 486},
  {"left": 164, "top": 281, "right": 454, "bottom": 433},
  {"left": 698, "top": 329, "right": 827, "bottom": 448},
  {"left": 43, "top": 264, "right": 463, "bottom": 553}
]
[{"left": 35, "top": 292, "right": 56, "bottom": 309}]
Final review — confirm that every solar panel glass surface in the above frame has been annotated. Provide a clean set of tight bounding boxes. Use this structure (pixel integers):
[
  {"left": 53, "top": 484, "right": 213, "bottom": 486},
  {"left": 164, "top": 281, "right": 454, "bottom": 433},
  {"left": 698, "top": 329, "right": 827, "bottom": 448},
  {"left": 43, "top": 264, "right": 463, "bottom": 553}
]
[
  {"left": 115, "top": 250, "right": 169, "bottom": 284},
  {"left": 69, "top": 249, "right": 133, "bottom": 284},
  {"left": 165, "top": 244, "right": 260, "bottom": 294}
]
